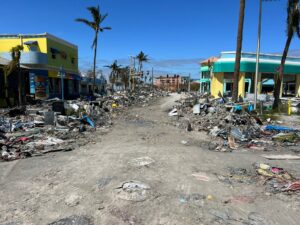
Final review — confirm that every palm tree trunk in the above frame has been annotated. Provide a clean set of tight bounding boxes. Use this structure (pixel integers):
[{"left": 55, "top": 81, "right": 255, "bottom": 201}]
[
  {"left": 273, "top": 29, "right": 293, "bottom": 110},
  {"left": 18, "top": 64, "right": 22, "bottom": 105},
  {"left": 93, "top": 33, "right": 98, "bottom": 93},
  {"left": 232, "top": 0, "right": 245, "bottom": 102}
]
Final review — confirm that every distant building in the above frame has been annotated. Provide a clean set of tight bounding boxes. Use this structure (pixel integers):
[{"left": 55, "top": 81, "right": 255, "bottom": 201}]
[
  {"left": 154, "top": 75, "right": 187, "bottom": 92},
  {"left": 200, "top": 52, "right": 300, "bottom": 98},
  {"left": 0, "top": 33, "right": 80, "bottom": 100},
  {"left": 80, "top": 75, "right": 107, "bottom": 95}
]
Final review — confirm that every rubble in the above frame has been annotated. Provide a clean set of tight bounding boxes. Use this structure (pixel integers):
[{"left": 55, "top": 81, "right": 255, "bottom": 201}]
[
  {"left": 0, "top": 88, "right": 166, "bottom": 162},
  {"left": 115, "top": 181, "right": 151, "bottom": 202},
  {"left": 254, "top": 163, "right": 300, "bottom": 193},
  {"left": 168, "top": 94, "right": 300, "bottom": 152}
]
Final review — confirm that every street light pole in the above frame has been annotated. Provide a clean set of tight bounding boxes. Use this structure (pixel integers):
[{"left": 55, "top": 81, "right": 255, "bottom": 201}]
[{"left": 254, "top": 0, "right": 263, "bottom": 110}]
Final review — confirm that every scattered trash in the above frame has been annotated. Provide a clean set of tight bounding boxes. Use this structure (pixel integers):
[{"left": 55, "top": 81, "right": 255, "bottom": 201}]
[
  {"left": 168, "top": 94, "right": 300, "bottom": 152},
  {"left": 0, "top": 89, "right": 166, "bottom": 162},
  {"left": 115, "top": 181, "right": 151, "bottom": 202},
  {"left": 179, "top": 193, "right": 205, "bottom": 206},
  {"left": 192, "top": 173, "right": 210, "bottom": 182},
  {"left": 48, "top": 215, "right": 93, "bottom": 225},
  {"left": 128, "top": 157, "right": 155, "bottom": 167},
  {"left": 228, "top": 136, "right": 238, "bottom": 150},
  {"left": 181, "top": 140, "right": 188, "bottom": 145},
  {"left": 254, "top": 162, "right": 300, "bottom": 193},
  {"left": 192, "top": 104, "right": 200, "bottom": 114},
  {"left": 261, "top": 154, "right": 300, "bottom": 160},
  {"left": 224, "top": 195, "right": 255, "bottom": 204},
  {"left": 206, "top": 195, "right": 214, "bottom": 200},
  {"left": 168, "top": 108, "right": 178, "bottom": 117},
  {"left": 264, "top": 125, "right": 298, "bottom": 132}
]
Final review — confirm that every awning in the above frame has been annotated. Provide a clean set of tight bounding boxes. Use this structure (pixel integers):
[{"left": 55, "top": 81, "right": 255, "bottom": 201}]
[
  {"left": 200, "top": 78, "right": 211, "bottom": 83},
  {"left": 201, "top": 66, "right": 209, "bottom": 72},
  {"left": 262, "top": 79, "right": 274, "bottom": 86},
  {"left": 24, "top": 41, "right": 38, "bottom": 45}
]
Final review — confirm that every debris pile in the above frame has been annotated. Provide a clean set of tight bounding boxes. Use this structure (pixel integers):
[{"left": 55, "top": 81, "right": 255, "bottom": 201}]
[
  {"left": 169, "top": 94, "right": 300, "bottom": 151},
  {"left": 254, "top": 163, "right": 300, "bottom": 193},
  {"left": 0, "top": 89, "right": 165, "bottom": 161}
]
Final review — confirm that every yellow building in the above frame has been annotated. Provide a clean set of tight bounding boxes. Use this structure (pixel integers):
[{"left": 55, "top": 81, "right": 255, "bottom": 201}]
[{"left": 0, "top": 33, "right": 80, "bottom": 100}]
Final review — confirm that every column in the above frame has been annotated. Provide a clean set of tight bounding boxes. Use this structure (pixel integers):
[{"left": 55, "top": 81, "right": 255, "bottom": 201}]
[
  {"left": 238, "top": 72, "right": 245, "bottom": 98},
  {"left": 211, "top": 72, "right": 224, "bottom": 98},
  {"left": 296, "top": 75, "right": 300, "bottom": 97},
  {"left": 257, "top": 72, "right": 262, "bottom": 94}
]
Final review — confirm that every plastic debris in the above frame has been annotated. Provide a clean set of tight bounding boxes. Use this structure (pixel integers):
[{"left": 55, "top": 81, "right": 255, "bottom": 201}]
[{"left": 264, "top": 125, "right": 298, "bottom": 132}]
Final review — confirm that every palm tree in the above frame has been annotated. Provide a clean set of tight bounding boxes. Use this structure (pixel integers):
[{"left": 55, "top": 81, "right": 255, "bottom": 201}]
[
  {"left": 119, "top": 66, "right": 130, "bottom": 90},
  {"left": 76, "top": 5, "right": 111, "bottom": 93},
  {"left": 232, "top": 0, "right": 246, "bottom": 102},
  {"left": 136, "top": 51, "right": 149, "bottom": 73},
  {"left": 106, "top": 60, "right": 121, "bottom": 92},
  {"left": 4, "top": 45, "right": 24, "bottom": 106},
  {"left": 273, "top": 0, "right": 300, "bottom": 110}
]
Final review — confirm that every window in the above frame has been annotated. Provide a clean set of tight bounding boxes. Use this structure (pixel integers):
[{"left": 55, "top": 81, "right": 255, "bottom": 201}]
[{"left": 71, "top": 57, "right": 75, "bottom": 64}]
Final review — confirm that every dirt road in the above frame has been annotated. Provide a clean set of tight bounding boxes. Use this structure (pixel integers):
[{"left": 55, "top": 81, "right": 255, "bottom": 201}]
[{"left": 1, "top": 94, "right": 300, "bottom": 225}]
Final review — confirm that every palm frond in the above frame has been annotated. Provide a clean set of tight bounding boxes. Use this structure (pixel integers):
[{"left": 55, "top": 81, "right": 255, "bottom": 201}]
[
  {"left": 100, "top": 26, "right": 112, "bottom": 32},
  {"left": 100, "top": 13, "right": 108, "bottom": 23},
  {"left": 75, "top": 18, "right": 95, "bottom": 29},
  {"left": 87, "top": 6, "right": 101, "bottom": 24}
]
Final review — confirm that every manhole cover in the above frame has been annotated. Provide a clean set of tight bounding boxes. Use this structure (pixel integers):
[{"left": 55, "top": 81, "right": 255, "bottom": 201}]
[{"left": 115, "top": 181, "right": 151, "bottom": 202}]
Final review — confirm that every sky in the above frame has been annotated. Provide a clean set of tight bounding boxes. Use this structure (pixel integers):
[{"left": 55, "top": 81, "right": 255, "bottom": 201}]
[{"left": 1, "top": 0, "right": 300, "bottom": 78}]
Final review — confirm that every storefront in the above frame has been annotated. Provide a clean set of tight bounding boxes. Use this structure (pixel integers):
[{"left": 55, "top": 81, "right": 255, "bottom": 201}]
[
  {"left": 200, "top": 52, "right": 300, "bottom": 98},
  {"left": 48, "top": 70, "right": 81, "bottom": 99}
]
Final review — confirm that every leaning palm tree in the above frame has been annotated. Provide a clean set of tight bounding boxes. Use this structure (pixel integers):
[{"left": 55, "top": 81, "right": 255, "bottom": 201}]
[
  {"left": 232, "top": 0, "right": 246, "bottom": 102},
  {"left": 136, "top": 51, "right": 149, "bottom": 73},
  {"left": 106, "top": 60, "right": 121, "bottom": 92},
  {"left": 273, "top": 0, "right": 300, "bottom": 110},
  {"left": 76, "top": 5, "right": 111, "bottom": 93}
]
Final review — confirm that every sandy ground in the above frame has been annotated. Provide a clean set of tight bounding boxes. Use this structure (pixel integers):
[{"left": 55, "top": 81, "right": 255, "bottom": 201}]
[{"left": 1, "top": 94, "right": 300, "bottom": 225}]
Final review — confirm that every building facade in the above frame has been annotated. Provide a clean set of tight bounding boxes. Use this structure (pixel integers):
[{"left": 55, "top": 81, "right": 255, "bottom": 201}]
[
  {"left": 200, "top": 52, "right": 300, "bottom": 98},
  {"left": 154, "top": 75, "right": 185, "bottom": 92},
  {"left": 0, "top": 33, "right": 80, "bottom": 100}
]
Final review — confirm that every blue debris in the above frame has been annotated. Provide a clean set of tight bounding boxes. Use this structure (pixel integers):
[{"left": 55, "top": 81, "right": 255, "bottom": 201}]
[
  {"left": 233, "top": 105, "right": 242, "bottom": 112},
  {"left": 82, "top": 116, "right": 95, "bottom": 128},
  {"left": 264, "top": 125, "right": 298, "bottom": 132},
  {"left": 248, "top": 104, "right": 254, "bottom": 112}
]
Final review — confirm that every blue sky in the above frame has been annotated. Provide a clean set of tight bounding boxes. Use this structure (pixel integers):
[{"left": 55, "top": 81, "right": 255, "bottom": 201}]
[{"left": 1, "top": 0, "right": 300, "bottom": 78}]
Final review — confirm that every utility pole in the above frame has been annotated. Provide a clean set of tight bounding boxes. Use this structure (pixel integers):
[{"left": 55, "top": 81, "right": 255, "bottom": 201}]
[
  {"left": 254, "top": 0, "right": 263, "bottom": 110},
  {"left": 133, "top": 57, "right": 136, "bottom": 91},
  {"left": 129, "top": 56, "right": 132, "bottom": 91},
  {"left": 188, "top": 73, "right": 191, "bottom": 93},
  {"left": 151, "top": 67, "right": 154, "bottom": 90}
]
